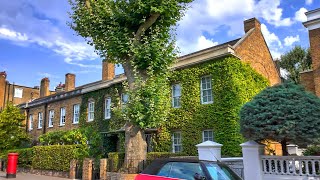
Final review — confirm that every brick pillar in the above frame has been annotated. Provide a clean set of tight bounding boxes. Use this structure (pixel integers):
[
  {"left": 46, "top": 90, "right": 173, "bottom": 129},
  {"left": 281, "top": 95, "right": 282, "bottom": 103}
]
[
  {"left": 65, "top": 73, "right": 75, "bottom": 91},
  {"left": 69, "top": 159, "right": 77, "bottom": 179},
  {"left": 102, "top": 60, "right": 115, "bottom": 81},
  {"left": 82, "top": 158, "right": 93, "bottom": 180},
  {"left": 40, "top": 77, "right": 50, "bottom": 97},
  {"left": 100, "top": 159, "right": 108, "bottom": 180}
]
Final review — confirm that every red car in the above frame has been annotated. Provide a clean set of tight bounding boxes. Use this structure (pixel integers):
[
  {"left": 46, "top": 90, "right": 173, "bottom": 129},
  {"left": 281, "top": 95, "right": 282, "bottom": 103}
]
[{"left": 135, "top": 158, "right": 242, "bottom": 180}]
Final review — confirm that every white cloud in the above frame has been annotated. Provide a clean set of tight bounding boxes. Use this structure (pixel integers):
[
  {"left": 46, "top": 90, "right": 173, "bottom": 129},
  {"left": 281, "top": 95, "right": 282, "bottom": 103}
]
[
  {"left": 261, "top": 24, "right": 282, "bottom": 47},
  {"left": 306, "top": 0, "right": 313, "bottom": 5},
  {"left": 177, "top": 35, "right": 218, "bottom": 55},
  {"left": 196, "top": 36, "right": 219, "bottom": 51},
  {"left": 0, "top": 26, "right": 28, "bottom": 41},
  {"left": 295, "top": 8, "right": 307, "bottom": 22},
  {"left": 255, "top": 0, "right": 293, "bottom": 27},
  {"left": 284, "top": 35, "right": 300, "bottom": 46}
]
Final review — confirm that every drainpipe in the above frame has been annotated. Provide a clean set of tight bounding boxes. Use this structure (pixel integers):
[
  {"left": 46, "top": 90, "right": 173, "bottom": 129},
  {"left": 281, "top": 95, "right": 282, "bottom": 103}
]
[
  {"left": 3, "top": 81, "right": 7, "bottom": 108},
  {"left": 26, "top": 109, "right": 29, "bottom": 132},
  {"left": 43, "top": 103, "right": 48, "bottom": 134},
  {"left": 12, "top": 82, "right": 14, "bottom": 102}
]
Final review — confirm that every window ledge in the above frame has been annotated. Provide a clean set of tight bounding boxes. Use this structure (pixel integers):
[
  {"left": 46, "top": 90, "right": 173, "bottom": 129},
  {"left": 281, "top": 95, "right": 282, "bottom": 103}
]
[
  {"left": 59, "top": 124, "right": 65, "bottom": 127},
  {"left": 72, "top": 123, "right": 79, "bottom": 125},
  {"left": 37, "top": 128, "right": 42, "bottom": 130},
  {"left": 48, "top": 126, "right": 53, "bottom": 128}
]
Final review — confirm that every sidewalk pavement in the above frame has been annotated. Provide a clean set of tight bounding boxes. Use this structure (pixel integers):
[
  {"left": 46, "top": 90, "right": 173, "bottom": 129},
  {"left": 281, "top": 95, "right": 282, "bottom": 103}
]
[{"left": 0, "top": 171, "right": 68, "bottom": 180}]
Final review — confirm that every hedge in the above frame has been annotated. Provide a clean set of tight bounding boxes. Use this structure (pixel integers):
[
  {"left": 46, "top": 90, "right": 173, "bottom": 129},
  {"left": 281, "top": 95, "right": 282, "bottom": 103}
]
[
  {"left": 108, "top": 152, "right": 125, "bottom": 172},
  {"left": 303, "top": 145, "right": 320, "bottom": 156},
  {"left": 7, "top": 148, "right": 33, "bottom": 168},
  {"left": 32, "top": 145, "right": 88, "bottom": 171}
]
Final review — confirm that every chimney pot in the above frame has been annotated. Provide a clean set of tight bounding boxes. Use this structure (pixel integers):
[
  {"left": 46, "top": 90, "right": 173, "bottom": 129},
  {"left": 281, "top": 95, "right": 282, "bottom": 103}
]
[
  {"left": 40, "top": 77, "right": 50, "bottom": 97},
  {"left": 65, "top": 73, "right": 75, "bottom": 91},
  {"left": 102, "top": 60, "right": 115, "bottom": 81},
  {"left": 244, "top": 18, "right": 261, "bottom": 33}
]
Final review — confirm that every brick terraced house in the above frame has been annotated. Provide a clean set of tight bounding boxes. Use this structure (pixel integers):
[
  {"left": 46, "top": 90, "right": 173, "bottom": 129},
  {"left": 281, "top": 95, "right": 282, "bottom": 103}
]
[
  {"left": 301, "top": 8, "right": 320, "bottom": 97},
  {"left": 19, "top": 18, "right": 281, "bottom": 155}
]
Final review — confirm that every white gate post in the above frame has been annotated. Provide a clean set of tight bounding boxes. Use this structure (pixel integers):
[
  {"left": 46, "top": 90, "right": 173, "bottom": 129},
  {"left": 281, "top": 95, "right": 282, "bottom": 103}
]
[
  {"left": 240, "top": 141, "right": 265, "bottom": 180},
  {"left": 196, "top": 141, "right": 222, "bottom": 161}
]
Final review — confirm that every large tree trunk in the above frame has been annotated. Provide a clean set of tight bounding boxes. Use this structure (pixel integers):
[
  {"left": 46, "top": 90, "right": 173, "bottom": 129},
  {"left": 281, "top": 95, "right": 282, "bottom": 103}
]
[
  {"left": 281, "top": 140, "right": 288, "bottom": 156},
  {"left": 124, "top": 122, "right": 147, "bottom": 173}
]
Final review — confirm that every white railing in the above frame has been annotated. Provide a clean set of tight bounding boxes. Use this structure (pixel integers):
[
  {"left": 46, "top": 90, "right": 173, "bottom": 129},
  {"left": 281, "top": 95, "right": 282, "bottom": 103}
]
[{"left": 261, "top": 156, "right": 320, "bottom": 177}]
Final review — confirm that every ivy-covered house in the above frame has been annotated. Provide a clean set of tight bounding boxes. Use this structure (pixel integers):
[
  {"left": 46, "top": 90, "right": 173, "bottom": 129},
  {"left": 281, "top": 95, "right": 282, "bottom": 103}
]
[{"left": 21, "top": 18, "right": 280, "bottom": 156}]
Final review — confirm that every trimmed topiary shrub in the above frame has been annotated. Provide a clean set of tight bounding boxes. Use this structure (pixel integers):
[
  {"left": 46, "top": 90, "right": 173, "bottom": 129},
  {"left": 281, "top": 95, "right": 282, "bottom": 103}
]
[
  {"left": 108, "top": 152, "right": 125, "bottom": 172},
  {"left": 32, "top": 145, "right": 88, "bottom": 171},
  {"left": 146, "top": 152, "right": 187, "bottom": 161}
]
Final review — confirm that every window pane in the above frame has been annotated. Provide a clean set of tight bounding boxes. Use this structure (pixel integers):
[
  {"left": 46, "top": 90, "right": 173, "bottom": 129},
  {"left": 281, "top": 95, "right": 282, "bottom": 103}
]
[
  {"left": 169, "top": 162, "right": 204, "bottom": 180},
  {"left": 157, "top": 162, "right": 172, "bottom": 177}
]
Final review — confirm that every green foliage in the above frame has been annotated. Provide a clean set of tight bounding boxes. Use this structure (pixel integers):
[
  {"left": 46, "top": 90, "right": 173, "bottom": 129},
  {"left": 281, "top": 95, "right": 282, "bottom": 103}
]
[
  {"left": 108, "top": 152, "right": 125, "bottom": 172},
  {"left": 154, "top": 57, "right": 268, "bottom": 156},
  {"left": 0, "top": 103, "right": 30, "bottom": 151},
  {"left": 279, "top": 46, "right": 312, "bottom": 84},
  {"left": 240, "top": 82, "right": 320, "bottom": 146},
  {"left": 7, "top": 148, "right": 33, "bottom": 168},
  {"left": 32, "top": 145, "right": 88, "bottom": 171},
  {"left": 303, "top": 145, "right": 320, "bottom": 156},
  {"left": 146, "top": 152, "right": 186, "bottom": 161},
  {"left": 123, "top": 75, "right": 171, "bottom": 128},
  {"left": 39, "top": 128, "right": 102, "bottom": 159}
]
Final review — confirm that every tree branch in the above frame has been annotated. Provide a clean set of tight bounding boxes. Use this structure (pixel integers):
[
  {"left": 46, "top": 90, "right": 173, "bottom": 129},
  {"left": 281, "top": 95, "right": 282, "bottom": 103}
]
[{"left": 134, "top": 13, "right": 160, "bottom": 41}]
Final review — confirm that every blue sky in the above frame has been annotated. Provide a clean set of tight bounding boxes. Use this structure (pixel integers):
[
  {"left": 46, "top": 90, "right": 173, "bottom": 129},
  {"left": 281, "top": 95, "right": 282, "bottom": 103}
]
[{"left": 0, "top": 0, "right": 318, "bottom": 90}]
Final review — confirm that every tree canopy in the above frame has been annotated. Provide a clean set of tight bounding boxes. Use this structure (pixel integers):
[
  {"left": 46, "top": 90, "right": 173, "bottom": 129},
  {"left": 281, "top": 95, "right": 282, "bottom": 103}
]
[
  {"left": 69, "top": 0, "right": 193, "bottom": 168},
  {"left": 278, "top": 46, "right": 312, "bottom": 84},
  {"left": 240, "top": 82, "right": 320, "bottom": 155},
  {"left": 0, "top": 103, "right": 30, "bottom": 151}
]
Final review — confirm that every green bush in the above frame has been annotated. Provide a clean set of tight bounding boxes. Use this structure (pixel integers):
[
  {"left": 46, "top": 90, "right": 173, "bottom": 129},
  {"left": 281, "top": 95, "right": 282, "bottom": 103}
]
[
  {"left": 32, "top": 145, "right": 88, "bottom": 171},
  {"left": 39, "top": 129, "right": 87, "bottom": 145},
  {"left": 303, "top": 145, "right": 320, "bottom": 156},
  {"left": 7, "top": 148, "right": 33, "bottom": 168},
  {"left": 108, "top": 152, "right": 125, "bottom": 172},
  {"left": 147, "top": 152, "right": 187, "bottom": 161}
]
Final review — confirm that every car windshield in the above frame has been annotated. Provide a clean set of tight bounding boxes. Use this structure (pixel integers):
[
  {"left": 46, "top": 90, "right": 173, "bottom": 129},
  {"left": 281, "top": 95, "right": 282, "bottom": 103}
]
[{"left": 204, "top": 162, "right": 242, "bottom": 180}]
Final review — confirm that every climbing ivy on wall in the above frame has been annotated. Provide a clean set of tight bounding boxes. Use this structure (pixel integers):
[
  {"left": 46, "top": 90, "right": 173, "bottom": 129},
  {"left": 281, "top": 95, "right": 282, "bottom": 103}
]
[
  {"left": 153, "top": 56, "right": 269, "bottom": 156},
  {"left": 79, "top": 56, "right": 269, "bottom": 157}
]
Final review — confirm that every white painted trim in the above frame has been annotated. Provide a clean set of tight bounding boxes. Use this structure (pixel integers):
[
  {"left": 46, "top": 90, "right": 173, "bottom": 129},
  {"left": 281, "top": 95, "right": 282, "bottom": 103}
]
[{"left": 200, "top": 75, "right": 213, "bottom": 105}]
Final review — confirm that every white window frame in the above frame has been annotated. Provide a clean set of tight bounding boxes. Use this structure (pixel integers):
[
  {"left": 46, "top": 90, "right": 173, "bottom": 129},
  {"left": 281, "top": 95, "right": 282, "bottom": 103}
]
[
  {"left": 105, "top": 97, "right": 111, "bottom": 119},
  {"left": 202, "top": 129, "right": 214, "bottom": 142},
  {"left": 29, "top": 114, "right": 33, "bottom": 131},
  {"left": 73, "top": 104, "right": 80, "bottom": 124},
  {"left": 38, "top": 112, "right": 43, "bottom": 129},
  {"left": 88, "top": 101, "right": 95, "bottom": 122},
  {"left": 200, "top": 76, "right": 213, "bottom": 104},
  {"left": 60, "top": 107, "right": 66, "bottom": 126},
  {"left": 172, "top": 131, "right": 182, "bottom": 153},
  {"left": 121, "top": 93, "right": 129, "bottom": 108},
  {"left": 172, "top": 84, "right": 181, "bottom": 108},
  {"left": 14, "top": 88, "right": 23, "bottom": 98},
  {"left": 48, "top": 110, "right": 54, "bottom": 128}
]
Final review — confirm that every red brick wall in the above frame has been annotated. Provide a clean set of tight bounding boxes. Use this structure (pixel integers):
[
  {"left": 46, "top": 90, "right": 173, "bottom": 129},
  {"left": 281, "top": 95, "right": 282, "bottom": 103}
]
[
  {"left": 309, "top": 28, "right": 320, "bottom": 97},
  {"left": 235, "top": 19, "right": 281, "bottom": 86},
  {"left": 46, "top": 96, "right": 81, "bottom": 133},
  {"left": 65, "top": 73, "right": 75, "bottom": 91},
  {"left": 27, "top": 95, "right": 81, "bottom": 140},
  {"left": 300, "top": 71, "right": 315, "bottom": 93}
]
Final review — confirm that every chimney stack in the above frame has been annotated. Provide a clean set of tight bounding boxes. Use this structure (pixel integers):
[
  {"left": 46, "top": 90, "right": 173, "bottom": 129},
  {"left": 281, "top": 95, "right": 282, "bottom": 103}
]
[
  {"left": 0, "top": 71, "right": 7, "bottom": 109},
  {"left": 40, "top": 77, "right": 50, "bottom": 97},
  {"left": 244, "top": 18, "right": 261, "bottom": 33},
  {"left": 102, "top": 60, "right": 115, "bottom": 81},
  {"left": 304, "top": 8, "right": 320, "bottom": 97},
  {"left": 65, "top": 73, "right": 75, "bottom": 91}
]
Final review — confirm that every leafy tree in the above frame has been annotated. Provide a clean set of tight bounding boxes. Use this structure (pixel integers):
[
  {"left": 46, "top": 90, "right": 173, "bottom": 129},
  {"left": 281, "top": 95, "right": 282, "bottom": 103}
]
[
  {"left": 68, "top": 0, "right": 192, "bottom": 169},
  {"left": 279, "top": 46, "right": 312, "bottom": 84},
  {"left": 240, "top": 82, "right": 320, "bottom": 155},
  {"left": 0, "top": 103, "right": 30, "bottom": 151}
]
